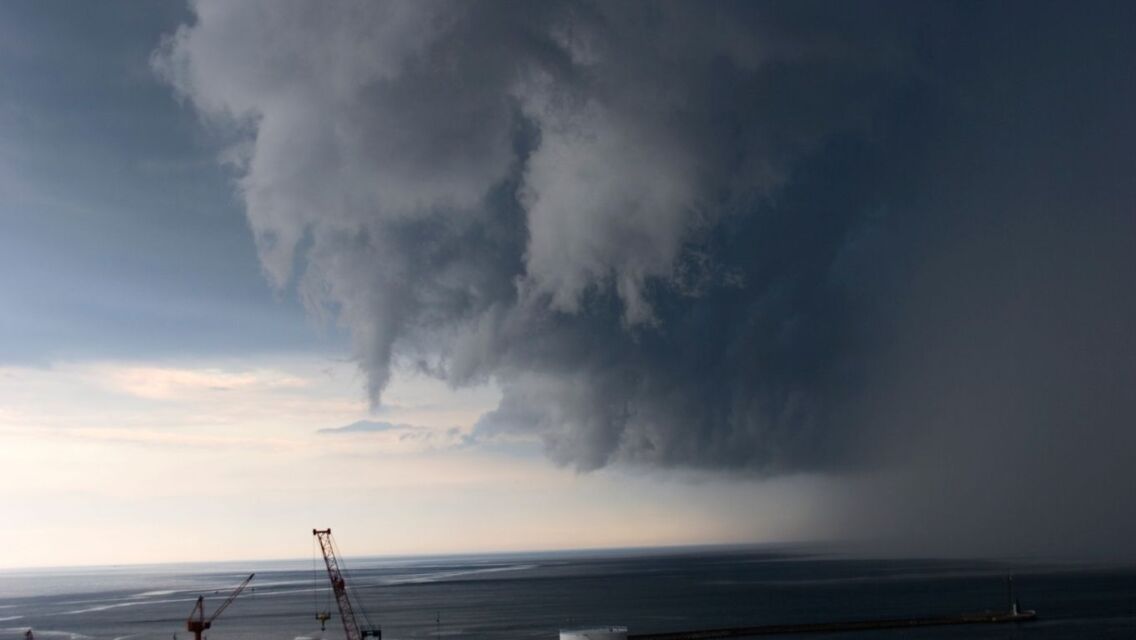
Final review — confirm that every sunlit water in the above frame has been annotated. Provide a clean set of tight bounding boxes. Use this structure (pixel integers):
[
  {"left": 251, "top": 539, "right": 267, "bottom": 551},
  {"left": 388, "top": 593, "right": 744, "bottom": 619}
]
[{"left": 1, "top": 547, "right": 1134, "bottom": 639}]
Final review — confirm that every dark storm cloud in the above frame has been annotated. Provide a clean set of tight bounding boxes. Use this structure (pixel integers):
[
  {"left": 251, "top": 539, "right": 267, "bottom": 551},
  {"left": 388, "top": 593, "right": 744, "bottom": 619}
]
[
  {"left": 156, "top": 0, "right": 930, "bottom": 468},
  {"left": 160, "top": 1, "right": 1136, "bottom": 554},
  {"left": 831, "top": 2, "right": 1136, "bottom": 558}
]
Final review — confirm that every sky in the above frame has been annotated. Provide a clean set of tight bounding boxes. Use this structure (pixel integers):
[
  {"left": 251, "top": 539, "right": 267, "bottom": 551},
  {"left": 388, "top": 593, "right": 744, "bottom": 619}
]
[{"left": 1, "top": 1, "right": 1134, "bottom": 568}]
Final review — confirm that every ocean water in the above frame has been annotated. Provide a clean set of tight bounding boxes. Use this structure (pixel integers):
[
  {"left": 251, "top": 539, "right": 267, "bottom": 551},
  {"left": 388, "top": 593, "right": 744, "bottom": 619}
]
[{"left": 0, "top": 547, "right": 1134, "bottom": 640}]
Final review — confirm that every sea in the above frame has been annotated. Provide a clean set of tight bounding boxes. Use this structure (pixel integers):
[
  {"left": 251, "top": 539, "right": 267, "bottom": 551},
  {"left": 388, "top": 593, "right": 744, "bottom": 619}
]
[{"left": 1, "top": 546, "right": 1134, "bottom": 640}]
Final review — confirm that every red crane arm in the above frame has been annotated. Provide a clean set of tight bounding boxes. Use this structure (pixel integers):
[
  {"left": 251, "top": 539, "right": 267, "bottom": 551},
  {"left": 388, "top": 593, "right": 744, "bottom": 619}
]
[
  {"left": 208, "top": 573, "right": 255, "bottom": 623},
  {"left": 314, "top": 529, "right": 365, "bottom": 640}
]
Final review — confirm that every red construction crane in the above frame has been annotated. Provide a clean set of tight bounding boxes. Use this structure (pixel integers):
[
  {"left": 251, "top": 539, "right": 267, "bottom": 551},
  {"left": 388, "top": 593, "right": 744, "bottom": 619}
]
[
  {"left": 313, "top": 528, "right": 381, "bottom": 640},
  {"left": 186, "top": 572, "right": 254, "bottom": 640}
]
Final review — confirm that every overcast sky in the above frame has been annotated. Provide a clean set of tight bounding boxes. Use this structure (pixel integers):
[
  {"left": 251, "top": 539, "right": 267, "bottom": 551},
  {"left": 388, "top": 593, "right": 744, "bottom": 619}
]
[{"left": 1, "top": 1, "right": 1134, "bottom": 568}]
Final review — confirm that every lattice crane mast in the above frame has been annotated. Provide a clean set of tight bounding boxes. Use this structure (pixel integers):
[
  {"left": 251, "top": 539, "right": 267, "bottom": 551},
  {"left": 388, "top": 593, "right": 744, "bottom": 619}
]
[
  {"left": 186, "top": 572, "right": 254, "bottom": 640},
  {"left": 313, "top": 528, "right": 381, "bottom": 640}
]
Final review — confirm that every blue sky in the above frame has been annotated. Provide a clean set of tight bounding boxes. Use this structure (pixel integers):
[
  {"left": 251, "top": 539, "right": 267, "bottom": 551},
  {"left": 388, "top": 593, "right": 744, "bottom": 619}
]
[{"left": 0, "top": 2, "right": 330, "bottom": 364}]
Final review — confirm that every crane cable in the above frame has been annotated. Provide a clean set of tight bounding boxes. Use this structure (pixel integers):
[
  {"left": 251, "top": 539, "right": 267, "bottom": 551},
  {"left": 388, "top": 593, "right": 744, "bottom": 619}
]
[
  {"left": 312, "top": 535, "right": 318, "bottom": 622},
  {"left": 312, "top": 535, "right": 331, "bottom": 625},
  {"left": 330, "top": 534, "right": 379, "bottom": 631}
]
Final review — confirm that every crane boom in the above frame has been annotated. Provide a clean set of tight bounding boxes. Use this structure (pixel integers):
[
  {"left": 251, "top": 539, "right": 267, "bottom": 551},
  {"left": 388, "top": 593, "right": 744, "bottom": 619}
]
[
  {"left": 186, "top": 572, "right": 255, "bottom": 640},
  {"left": 313, "top": 528, "right": 380, "bottom": 640},
  {"left": 210, "top": 572, "right": 255, "bottom": 622}
]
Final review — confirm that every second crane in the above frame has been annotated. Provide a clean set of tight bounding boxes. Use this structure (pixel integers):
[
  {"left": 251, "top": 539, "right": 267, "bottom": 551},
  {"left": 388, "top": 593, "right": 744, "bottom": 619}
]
[{"left": 314, "top": 528, "right": 381, "bottom": 640}]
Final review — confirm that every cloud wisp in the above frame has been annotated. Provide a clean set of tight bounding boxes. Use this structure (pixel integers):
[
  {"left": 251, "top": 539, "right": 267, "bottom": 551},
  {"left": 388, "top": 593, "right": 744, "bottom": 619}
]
[
  {"left": 319, "top": 420, "right": 409, "bottom": 435},
  {"left": 319, "top": 419, "right": 473, "bottom": 454},
  {"left": 157, "top": 1, "right": 1136, "bottom": 557}
]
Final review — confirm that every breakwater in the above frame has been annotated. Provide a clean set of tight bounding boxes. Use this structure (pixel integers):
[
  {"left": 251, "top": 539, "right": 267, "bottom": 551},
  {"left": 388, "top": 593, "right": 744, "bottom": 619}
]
[{"left": 629, "top": 609, "right": 1037, "bottom": 639}]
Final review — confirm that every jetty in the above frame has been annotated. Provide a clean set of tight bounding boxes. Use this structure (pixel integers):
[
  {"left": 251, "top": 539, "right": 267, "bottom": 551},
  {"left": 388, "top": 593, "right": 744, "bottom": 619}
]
[{"left": 628, "top": 608, "right": 1037, "bottom": 639}]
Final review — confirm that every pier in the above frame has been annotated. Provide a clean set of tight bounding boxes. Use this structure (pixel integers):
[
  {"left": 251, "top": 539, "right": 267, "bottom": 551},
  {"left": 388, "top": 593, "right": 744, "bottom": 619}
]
[{"left": 628, "top": 609, "right": 1037, "bottom": 639}]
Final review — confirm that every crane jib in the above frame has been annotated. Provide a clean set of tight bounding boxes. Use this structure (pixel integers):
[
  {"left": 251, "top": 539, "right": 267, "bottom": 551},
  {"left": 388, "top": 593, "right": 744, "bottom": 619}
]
[{"left": 185, "top": 572, "right": 254, "bottom": 640}]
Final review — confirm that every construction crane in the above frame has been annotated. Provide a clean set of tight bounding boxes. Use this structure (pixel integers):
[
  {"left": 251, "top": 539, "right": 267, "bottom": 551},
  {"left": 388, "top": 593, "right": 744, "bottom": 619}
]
[
  {"left": 186, "top": 572, "right": 254, "bottom": 640},
  {"left": 313, "top": 528, "right": 381, "bottom": 640}
]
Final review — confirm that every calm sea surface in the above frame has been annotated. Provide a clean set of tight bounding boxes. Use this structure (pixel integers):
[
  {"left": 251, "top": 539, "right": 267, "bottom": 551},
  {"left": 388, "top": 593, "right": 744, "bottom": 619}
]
[{"left": 1, "top": 547, "right": 1133, "bottom": 639}]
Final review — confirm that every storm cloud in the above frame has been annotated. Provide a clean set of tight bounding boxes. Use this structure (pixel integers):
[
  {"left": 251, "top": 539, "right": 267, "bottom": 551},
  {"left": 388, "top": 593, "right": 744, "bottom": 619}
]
[{"left": 157, "top": 1, "right": 1136, "bottom": 554}]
